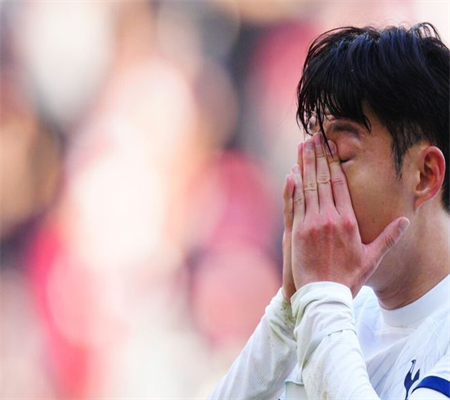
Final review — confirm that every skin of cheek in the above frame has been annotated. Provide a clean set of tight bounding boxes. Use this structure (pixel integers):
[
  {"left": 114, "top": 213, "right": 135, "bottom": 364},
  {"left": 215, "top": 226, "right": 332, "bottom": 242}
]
[
  {"left": 343, "top": 157, "right": 406, "bottom": 245},
  {"left": 328, "top": 112, "right": 412, "bottom": 245}
]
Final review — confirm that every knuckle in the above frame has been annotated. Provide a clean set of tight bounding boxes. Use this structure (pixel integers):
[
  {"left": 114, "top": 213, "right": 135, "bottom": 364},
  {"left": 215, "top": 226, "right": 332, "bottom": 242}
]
[
  {"left": 342, "top": 216, "right": 356, "bottom": 232},
  {"left": 304, "top": 182, "right": 317, "bottom": 191},
  {"left": 317, "top": 174, "right": 330, "bottom": 183},
  {"left": 385, "top": 233, "right": 396, "bottom": 249},
  {"left": 306, "top": 223, "right": 318, "bottom": 236},
  {"left": 317, "top": 172, "right": 330, "bottom": 181},
  {"left": 294, "top": 195, "right": 305, "bottom": 208},
  {"left": 331, "top": 177, "right": 346, "bottom": 188},
  {"left": 323, "top": 216, "right": 335, "bottom": 231},
  {"left": 313, "top": 215, "right": 335, "bottom": 234}
]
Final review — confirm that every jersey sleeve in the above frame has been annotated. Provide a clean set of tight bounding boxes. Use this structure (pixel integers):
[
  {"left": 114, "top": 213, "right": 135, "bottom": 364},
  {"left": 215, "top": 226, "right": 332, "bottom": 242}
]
[
  {"left": 207, "top": 288, "right": 297, "bottom": 400},
  {"left": 291, "top": 282, "right": 380, "bottom": 400}
]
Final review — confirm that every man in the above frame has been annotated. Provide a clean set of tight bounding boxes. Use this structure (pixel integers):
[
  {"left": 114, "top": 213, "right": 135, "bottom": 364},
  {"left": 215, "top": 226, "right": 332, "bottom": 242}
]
[{"left": 208, "top": 23, "right": 449, "bottom": 399}]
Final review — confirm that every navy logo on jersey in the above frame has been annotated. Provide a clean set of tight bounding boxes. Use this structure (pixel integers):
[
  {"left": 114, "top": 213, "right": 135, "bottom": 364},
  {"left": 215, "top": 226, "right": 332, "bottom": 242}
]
[{"left": 404, "top": 359, "right": 420, "bottom": 400}]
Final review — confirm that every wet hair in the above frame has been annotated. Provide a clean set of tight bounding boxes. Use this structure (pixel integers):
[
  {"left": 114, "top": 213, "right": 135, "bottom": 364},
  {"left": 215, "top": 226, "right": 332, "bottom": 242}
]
[{"left": 297, "top": 23, "right": 450, "bottom": 211}]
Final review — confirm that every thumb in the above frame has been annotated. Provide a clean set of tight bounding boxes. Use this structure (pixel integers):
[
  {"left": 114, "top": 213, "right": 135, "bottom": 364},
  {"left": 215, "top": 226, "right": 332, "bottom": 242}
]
[{"left": 367, "top": 217, "right": 410, "bottom": 263}]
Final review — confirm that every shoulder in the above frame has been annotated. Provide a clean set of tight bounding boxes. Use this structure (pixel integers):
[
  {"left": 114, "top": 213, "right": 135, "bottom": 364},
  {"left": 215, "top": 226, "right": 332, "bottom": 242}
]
[{"left": 415, "top": 303, "right": 449, "bottom": 351}]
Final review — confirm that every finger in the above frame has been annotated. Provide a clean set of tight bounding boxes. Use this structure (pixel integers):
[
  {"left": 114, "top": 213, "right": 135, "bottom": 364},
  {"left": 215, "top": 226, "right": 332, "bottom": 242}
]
[
  {"left": 302, "top": 138, "right": 319, "bottom": 214},
  {"left": 313, "top": 133, "right": 334, "bottom": 213},
  {"left": 282, "top": 173, "right": 296, "bottom": 303},
  {"left": 292, "top": 164, "right": 306, "bottom": 221},
  {"left": 282, "top": 230, "right": 295, "bottom": 303},
  {"left": 327, "top": 140, "right": 355, "bottom": 217},
  {"left": 366, "top": 217, "right": 410, "bottom": 269},
  {"left": 283, "top": 173, "right": 295, "bottom": 232},
  {"left": 297, "top": 142, "right": 304, "bottom": 175}
]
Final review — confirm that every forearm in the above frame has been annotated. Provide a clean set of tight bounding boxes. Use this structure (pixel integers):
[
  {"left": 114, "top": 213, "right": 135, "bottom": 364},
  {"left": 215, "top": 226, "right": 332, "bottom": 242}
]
[
  {"left": 292, "top": 282, "right": 380, "bottom": 400},
  {"left": 208, "top": 289, "right": 297, "bottom": 400}
]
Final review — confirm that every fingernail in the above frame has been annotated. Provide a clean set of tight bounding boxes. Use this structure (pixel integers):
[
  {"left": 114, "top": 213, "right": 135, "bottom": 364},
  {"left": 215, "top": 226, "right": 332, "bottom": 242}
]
[
  {"left": 305, "top": 139, "right": 314, "bottom": 151},
  {"left": 292, "top": 164, "right": 300, "bottom": 175},
  {"left": 398, "top": 218, "right": 410, "bottom": 233}
]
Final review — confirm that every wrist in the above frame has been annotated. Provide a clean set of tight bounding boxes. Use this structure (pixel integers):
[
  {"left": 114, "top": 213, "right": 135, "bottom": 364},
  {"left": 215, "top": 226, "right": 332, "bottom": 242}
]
[{"left": 282, "top": 283, "right": 296, "bottom": 304}]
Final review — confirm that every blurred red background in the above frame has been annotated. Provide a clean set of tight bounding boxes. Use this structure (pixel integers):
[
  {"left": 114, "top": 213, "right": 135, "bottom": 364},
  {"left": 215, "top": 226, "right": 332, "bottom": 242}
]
[{"left": 1, "top": 1, "right": 448, "bottom": 398}]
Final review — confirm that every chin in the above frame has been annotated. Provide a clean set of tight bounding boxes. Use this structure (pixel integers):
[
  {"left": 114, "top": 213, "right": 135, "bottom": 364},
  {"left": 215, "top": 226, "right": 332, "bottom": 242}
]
[{"left": 363, "top": 251, "right": 396, "bottom": 293}]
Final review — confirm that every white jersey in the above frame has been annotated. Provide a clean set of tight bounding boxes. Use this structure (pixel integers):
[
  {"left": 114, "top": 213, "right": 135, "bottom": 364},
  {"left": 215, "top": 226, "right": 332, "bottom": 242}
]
[{"left": 208, "top": 275, "right": 450, "bottom": 400}]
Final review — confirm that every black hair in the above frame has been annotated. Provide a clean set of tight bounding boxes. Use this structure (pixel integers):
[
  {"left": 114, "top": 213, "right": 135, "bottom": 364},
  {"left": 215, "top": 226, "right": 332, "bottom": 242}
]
[{"left": 297, "top": 22, "right": 450, "bottom": 212}]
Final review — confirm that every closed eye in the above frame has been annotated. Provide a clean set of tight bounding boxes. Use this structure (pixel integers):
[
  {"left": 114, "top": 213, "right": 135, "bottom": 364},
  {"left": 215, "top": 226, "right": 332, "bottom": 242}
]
[{"left": 328, "top": 121, "right": 362, "bottom": 138}]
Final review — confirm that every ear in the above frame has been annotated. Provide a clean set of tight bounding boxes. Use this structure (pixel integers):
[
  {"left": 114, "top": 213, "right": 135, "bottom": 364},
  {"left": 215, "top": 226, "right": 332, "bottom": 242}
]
[{"left": 414, "top": 146, "right": 446, "bottom": 210}]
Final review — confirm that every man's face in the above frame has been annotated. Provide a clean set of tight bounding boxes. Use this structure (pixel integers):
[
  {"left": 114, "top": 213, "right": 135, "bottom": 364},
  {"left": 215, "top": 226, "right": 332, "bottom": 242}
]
[{"left": 316, "top": 109, "right": 412, "bottom": 245}]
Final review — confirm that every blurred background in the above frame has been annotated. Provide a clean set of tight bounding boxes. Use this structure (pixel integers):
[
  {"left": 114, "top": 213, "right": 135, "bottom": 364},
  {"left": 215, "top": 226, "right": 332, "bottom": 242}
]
[{"left": 0, "top": 1, "right": 448, "bottom": 398}]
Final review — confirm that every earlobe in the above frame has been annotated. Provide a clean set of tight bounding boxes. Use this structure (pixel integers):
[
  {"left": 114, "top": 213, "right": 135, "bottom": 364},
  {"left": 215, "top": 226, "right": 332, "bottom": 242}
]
[{"left": 414, "top": 146, "right": 446, "bottom": 210}]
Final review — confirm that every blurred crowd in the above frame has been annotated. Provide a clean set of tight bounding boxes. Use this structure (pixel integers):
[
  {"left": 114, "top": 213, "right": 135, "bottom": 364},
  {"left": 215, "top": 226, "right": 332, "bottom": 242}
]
[{"left": 1, "top": 1, "right": 447, "bottom": 398}]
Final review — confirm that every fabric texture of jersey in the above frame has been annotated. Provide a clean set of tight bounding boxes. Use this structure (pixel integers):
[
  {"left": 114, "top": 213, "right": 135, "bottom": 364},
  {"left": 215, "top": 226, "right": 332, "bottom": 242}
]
[{"left": 208, "top": 274, "right": 450, "bottom": 400}]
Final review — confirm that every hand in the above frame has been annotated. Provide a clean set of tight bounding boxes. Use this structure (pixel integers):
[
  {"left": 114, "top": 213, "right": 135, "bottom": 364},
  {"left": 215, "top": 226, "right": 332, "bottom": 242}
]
[{"left": 290, "top": 133, "right": 410, "bottom": 296}]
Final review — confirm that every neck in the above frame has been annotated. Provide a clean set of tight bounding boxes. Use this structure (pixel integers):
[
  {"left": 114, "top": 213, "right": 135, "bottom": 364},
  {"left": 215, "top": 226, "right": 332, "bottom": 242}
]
[{"left": 367, "top": 207, "right": 450, "bottom": 310}]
